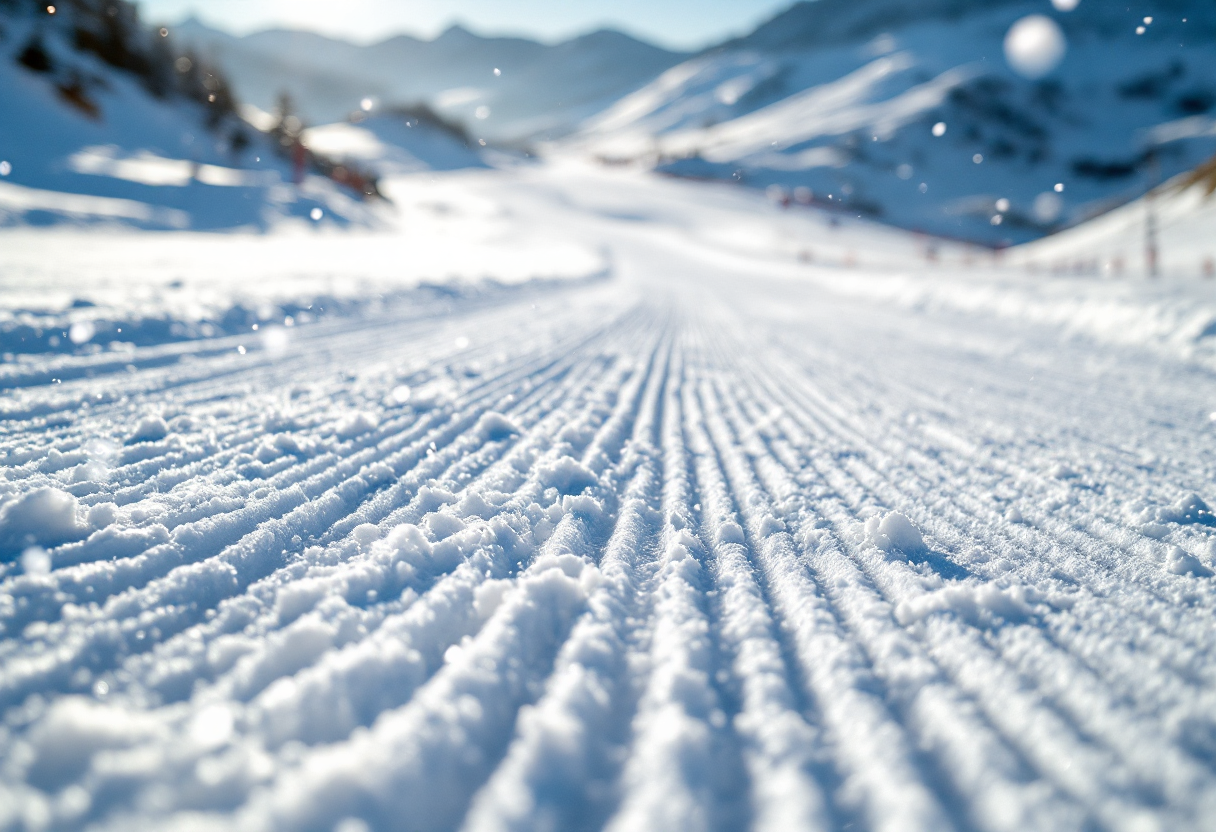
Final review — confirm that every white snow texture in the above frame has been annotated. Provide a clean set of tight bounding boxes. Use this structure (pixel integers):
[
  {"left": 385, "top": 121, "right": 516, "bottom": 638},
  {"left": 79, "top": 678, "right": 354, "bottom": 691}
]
[{"left": 3, "top": 159, "right": 1216, "bottom": 832}]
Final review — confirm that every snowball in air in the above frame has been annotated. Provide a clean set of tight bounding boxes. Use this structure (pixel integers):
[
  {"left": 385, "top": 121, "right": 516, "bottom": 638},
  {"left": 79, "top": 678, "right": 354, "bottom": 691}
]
[
  {"left": 260, "top": 327, "right": 290, "bottom": 356},
  {"left": 22, "top": 547, "right": 51, "bottom": 576},
  {"left": 1004, "top": 15, "right": 1067, "bottom": 79},
  {"left": 1034, "top": 191, "right": 1063, "bottom": 222},
  {"left": 69, "top": 321, "right": 95, "bottom": 344}
]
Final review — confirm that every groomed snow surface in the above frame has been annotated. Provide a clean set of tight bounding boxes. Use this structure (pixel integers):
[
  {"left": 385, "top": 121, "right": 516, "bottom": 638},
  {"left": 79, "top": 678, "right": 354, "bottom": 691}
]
[{"left": 3, "top": 162, "right": 1216, "bottom": 832}]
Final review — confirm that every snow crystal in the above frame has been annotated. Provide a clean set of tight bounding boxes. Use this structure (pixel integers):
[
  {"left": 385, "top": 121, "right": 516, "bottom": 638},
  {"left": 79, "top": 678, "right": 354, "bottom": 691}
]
[
  {"left": 865, "top": 512, "right": 928, "bottom": 557},
  {"left": 1004, "top": 15, "right": 1067, "bottom": 80},
  {"left": 931, "top": 122, "right": 947, "bottom": 137},
  {"left": 1050, "top": 0, "right": 1080, "bottom": 10}
]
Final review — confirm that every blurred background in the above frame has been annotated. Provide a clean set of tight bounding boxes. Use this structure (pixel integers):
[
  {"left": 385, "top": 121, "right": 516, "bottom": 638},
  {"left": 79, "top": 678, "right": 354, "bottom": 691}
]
[{"left": 0, "top": 0, "right": 1213, "bottom": 248}]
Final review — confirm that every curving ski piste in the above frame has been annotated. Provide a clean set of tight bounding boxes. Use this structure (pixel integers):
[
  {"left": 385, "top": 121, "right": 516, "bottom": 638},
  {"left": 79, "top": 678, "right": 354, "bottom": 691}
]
[{"left": 3, "top": 161, "right": 1216, "bottom": 832}]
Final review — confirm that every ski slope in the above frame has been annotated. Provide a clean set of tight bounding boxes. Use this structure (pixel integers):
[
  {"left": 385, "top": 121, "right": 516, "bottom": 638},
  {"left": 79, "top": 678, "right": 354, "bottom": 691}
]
[{"left": 3, "top": 162, "right": 1216, "bottom": 832}]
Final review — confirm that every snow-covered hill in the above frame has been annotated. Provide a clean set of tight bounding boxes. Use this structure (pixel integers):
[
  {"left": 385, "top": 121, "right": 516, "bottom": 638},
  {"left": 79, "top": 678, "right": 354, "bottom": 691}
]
[
  {"left": 171, "top": 19, "right": 688, "bottom": 143},
  {"left": 300, "top": 109, "right": 489, "bottom": 178},
  {"left": 0, "top": 1, "right": 399, "bottom": 230},
  {"left": 1008, "top": 153, "right": 1216, "bottom": 278},
  {"left": 567, "top": 0, "right": 1216, "bottom": 245}
]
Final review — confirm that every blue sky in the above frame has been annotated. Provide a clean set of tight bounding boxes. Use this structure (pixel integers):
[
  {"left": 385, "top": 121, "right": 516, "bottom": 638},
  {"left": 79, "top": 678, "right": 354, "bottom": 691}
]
[{"left": 138, "top": 0, "right": 796, "bottom": 50}]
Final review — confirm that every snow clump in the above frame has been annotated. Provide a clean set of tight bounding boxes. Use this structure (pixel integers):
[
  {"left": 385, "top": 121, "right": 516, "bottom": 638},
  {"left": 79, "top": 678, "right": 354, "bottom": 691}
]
[
  {"left": 896, "top": 582, "right": 1037, "bottom": 627},
  {"left": 538, "top": 456, "right": 599, "bottom": 495},
  {"left": 0, "top": 488, "right": 88, "bottom": 551},
  {"left": 865, "top": 511, "right": 928, "bottom": 557},
  {"left": 1004, "top": 15, "right": 1067, "bottom": 79},
  {"left": 1146, "top": 493, "right": 1216, "bottom": 527},
  {"left": 128, "top": 415, "right": 169, "bottom": 443},
  {"left": 21, "top": 546, "right": 52, "bottom": 576},
  {"left": 476, "top": 411, "right": 519, "bottom": 441},
  {"left": 335, "top": 411, "right": 380, "bottom": 439},
  {"left": 1165, "top": 546, "right": 1212, "bottom": 577}
]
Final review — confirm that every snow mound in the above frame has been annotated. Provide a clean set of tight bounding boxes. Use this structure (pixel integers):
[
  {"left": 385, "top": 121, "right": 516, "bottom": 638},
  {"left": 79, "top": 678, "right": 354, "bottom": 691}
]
[
  {"left": 537, "top": 457, "right": 599, "bottom": 495},
  {"left": 1140, "top": 493, "right": 1216, "bottom": 527},
  {"left": 476, "top": 412, "right": 520, "bottom": 441},
  {"left": 1165, "top": 546, "right": 1213, "bottom": 577},
  {"left": 865, "top": 511, "right": 927, "bottom": 557},
  {"left": 335, "top": 412, "right": 381, "bottom": 439},
  {"left": 896, "top": 582, "right": 1038, "bottom": 627},
  {"left": 0, "top": 488, "right": 87, "bottom": 553},
  {"left": 127, "top": 415, "right": 169, "bottom": 444}
]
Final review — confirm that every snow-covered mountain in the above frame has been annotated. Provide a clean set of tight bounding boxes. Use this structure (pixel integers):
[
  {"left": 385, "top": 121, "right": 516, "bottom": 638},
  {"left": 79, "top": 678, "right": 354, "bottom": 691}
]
[
  {"left": 0, "top": 0, "right": 395, "bottom": 230},
  {"left": 300, "top": 108, "right": 489, "bottom": 178},
  {"left": 568, "top": 0, "right": 1216, "bottom": 245},
  {"left": 171, "top": 19, "right": 688, "bottom": 143}
]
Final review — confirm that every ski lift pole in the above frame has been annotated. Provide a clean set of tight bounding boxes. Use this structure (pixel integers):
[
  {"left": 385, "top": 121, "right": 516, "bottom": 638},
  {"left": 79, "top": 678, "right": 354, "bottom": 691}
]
[{"left": 1145, "top": 151, "right": 1160, "bottom": 278}]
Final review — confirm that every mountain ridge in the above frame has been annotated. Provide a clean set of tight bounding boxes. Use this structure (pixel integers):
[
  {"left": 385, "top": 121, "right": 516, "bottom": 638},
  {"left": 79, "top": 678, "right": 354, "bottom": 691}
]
[
  {"left": 569, "top": 0, "right": 1216, "bottom": 245},
  {"left": 170, "top": 17, "right": 689, "bottom": 141}
]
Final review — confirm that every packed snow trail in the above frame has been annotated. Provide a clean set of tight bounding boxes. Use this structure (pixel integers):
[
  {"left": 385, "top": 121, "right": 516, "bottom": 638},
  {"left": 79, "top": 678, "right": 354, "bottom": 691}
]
[{"left": 3, "top": 165, "right": 1216, "bottom": 832}]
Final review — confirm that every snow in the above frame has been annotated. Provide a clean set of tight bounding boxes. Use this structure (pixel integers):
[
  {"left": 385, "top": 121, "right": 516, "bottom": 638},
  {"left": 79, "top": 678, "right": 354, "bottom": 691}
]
[
  {"left": 172, "top": 20, "right": 687, "bottom": 142},
  {"left": 0, "top": 14, "right": 368, "bottom": 231},
  {"left": 3, "top": 144, "right": 1216, "bottom": 830},
  {"left": 564, "top": 1, "right": 1216, "bottom": 246},
  {"left": 1003, "top": 15, "right": 1067, "bottom": 80},
  {"left": 865, "top": 512, "right": 927, "bottom": 557}
]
